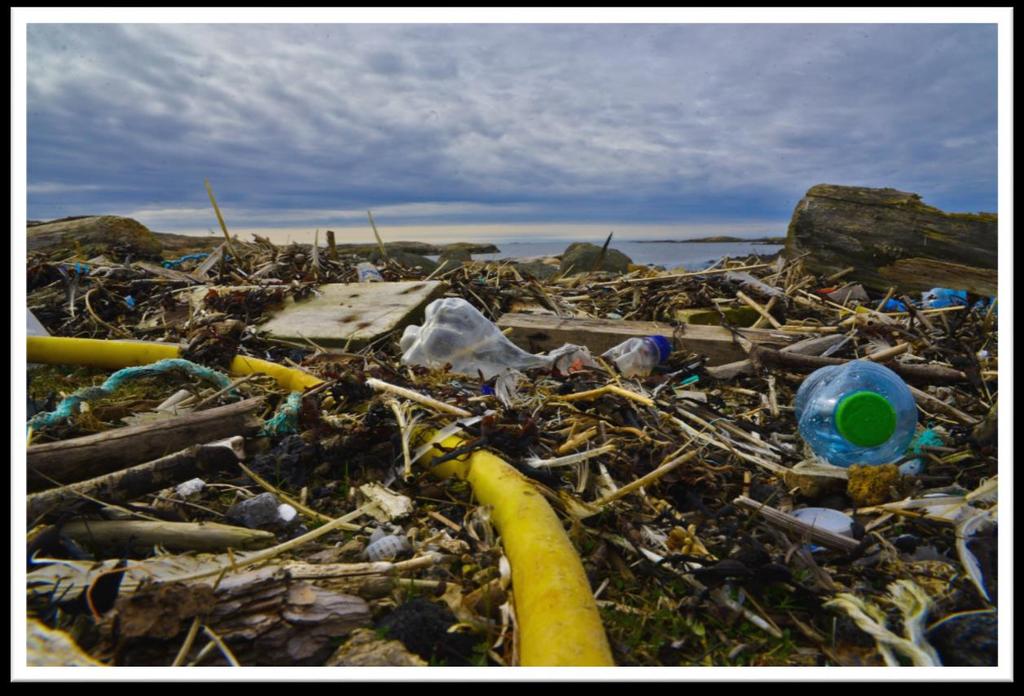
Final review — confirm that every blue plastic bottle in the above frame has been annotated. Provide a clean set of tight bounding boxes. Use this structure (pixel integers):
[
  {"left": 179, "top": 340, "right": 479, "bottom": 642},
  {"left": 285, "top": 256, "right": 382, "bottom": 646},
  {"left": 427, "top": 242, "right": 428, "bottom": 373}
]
[{"left": 794, "top": 360, "right": 917, "bottom": 467}]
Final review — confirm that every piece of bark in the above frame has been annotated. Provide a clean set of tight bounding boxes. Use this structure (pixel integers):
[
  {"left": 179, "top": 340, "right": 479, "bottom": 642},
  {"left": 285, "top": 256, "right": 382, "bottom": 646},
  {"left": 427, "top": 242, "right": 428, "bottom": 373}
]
[
  {"left": 27, "top": 437, "right": 245, "bottom": 523},
  {"left": 27, "top": 397, "right": 264, "bottom": 492},
  {"left": 101, "top": 566, "right": 371, "bottom": 666},
  {"left": 59, "top": 519, "right": 276, "bottom": 554}
]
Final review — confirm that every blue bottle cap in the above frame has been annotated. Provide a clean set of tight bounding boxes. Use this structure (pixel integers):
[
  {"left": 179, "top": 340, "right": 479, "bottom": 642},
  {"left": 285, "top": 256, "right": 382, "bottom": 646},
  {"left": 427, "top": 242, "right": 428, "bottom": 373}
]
[{"left": 647, "top": 335, "right": 672, "bottom": 364}]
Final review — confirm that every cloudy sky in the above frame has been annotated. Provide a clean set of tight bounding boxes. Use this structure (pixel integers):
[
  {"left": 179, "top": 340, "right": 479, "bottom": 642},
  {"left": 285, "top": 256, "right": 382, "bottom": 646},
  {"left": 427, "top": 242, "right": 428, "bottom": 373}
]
[{"left": 24, "top": 22, "right": 998, "bottom": 241}]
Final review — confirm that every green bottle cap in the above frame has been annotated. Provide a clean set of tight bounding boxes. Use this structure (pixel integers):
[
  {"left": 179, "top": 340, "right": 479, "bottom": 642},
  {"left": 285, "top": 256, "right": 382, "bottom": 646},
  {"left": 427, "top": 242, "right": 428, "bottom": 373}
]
[{"left": 835, "top": 390, "right": 897, "bottom": 448}]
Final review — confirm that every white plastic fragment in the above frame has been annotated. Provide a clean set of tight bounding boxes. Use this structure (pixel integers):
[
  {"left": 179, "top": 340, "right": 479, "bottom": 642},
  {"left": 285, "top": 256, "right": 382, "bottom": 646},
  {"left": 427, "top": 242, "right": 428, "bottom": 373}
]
[{"left": 277, "top": 504, "right": 298, "bottom": 524}]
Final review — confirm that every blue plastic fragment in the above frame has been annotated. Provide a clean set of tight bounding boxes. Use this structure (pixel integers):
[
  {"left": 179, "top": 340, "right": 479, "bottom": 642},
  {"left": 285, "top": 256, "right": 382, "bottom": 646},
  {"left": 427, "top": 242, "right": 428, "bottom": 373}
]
[
  {"left": 680, "top": 375, "right": 700, "bottom": 387},
  {"left": 124, "top": 295, "right": 136, "bottom": 309},
  {"left": 882, "top": 298, "right": 908, "bottom": 312},
  {"left": 480, "top": 384, "right": 495, "bottom": 396}
]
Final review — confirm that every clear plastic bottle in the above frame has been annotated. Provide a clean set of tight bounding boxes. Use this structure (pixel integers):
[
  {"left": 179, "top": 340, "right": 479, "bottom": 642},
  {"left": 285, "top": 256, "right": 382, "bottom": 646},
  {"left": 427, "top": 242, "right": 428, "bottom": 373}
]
[
  {"left": 601, "top": 335, "right": 672, "bottom": 378},
  {"left": 400, "top": 297, "right": 551, "bottom": 380},
  {"left": 794, "top": 360, "right": 917, "bottom": 467}
]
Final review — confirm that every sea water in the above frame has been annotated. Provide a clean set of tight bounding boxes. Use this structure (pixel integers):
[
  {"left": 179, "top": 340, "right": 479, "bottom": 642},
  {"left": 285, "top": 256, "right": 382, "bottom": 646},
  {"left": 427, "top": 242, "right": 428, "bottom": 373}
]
[{"left": 432, "top": 239, "right": 783, "bottom": 271}]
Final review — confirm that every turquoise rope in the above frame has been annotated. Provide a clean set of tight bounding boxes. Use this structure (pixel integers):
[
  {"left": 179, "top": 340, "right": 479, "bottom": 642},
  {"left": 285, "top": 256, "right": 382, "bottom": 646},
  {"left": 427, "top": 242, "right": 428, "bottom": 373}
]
[
  {"left": 28, "top": 359, "right": 233, "bottom": 430},
  {"left": 260, "top": 391, "right": 303, "bottom": 436},
  {"left": 910, "top": 427, "right": 944, "bottom": 455}
]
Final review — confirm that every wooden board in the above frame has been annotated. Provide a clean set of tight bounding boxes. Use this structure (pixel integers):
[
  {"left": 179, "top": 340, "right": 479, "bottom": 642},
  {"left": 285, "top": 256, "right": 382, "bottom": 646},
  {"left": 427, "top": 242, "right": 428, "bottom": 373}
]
[
  {"left": 238, "top": 281, "right": 447, "bottom": 349},
  {"left": 495, "top": 313, "right": 794, "bottom": 366}
]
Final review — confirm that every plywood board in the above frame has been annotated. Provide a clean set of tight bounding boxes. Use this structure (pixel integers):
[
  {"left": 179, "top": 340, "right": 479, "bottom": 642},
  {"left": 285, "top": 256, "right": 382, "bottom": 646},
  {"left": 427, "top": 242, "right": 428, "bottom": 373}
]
[
  {"left": 495, "top": 312, "right": 794, "bottom": 366},
  {"left": 194, "top": 281, "right": 447, "bottom": 349}
]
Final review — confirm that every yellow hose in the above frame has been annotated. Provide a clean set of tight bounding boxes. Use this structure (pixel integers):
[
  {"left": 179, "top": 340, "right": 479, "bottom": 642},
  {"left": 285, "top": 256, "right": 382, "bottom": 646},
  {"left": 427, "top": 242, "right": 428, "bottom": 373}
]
[
  {"left": 421, "top": 434, "right": 614, "bottom": 666},
  {"left": 25, "top": 335, "right": 615, "bottom": 666}
]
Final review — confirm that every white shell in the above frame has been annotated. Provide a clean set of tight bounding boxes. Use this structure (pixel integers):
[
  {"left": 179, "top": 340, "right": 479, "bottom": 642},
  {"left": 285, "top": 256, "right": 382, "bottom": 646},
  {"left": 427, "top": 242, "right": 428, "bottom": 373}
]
[
  {"left": 791, "top": 507, "right": 855, "bottom": 537},
  {"left": 364, "top": 534, "right": 411, "bottom": 562}
]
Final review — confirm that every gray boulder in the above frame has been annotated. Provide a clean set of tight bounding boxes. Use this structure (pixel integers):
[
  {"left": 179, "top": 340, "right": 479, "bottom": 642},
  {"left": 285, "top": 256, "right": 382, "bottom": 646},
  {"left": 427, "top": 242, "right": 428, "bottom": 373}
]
[{"left": 558, "top": 242, "right": 633, "bottom": 275}]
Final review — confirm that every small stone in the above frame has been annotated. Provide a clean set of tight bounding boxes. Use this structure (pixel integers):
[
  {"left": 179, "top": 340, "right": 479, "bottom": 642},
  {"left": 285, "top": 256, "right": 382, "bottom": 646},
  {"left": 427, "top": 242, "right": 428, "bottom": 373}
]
[
  {"left": 175, "top": 478, "right": 206, "bottom": 499},
  {"left": 227, "top": 492, "right": 285, "bottom": 529}
]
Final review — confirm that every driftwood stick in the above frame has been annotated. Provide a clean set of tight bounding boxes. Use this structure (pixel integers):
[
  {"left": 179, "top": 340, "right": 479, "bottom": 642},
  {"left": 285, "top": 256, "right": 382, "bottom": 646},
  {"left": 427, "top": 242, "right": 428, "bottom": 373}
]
[
  {"left": 733, "top": 495, "right": 861, "bottom": 553},
  {"left": 59, "top": 519, "right": 276, "bottom": 554},
  {"left": 27, "top": 397, "right": 264, "bottom": 492},
  {"left": 736, "top": 290, "right": 783, "bottom": 329},
  {"left": 907, "top": 386, "right": 981, "bottom": 426},
  {"left": 749, "top": 345, "right": 967, "bottom": 385},
  {"left": 27, "top": 437, "right": 245, "bottom": 523}
]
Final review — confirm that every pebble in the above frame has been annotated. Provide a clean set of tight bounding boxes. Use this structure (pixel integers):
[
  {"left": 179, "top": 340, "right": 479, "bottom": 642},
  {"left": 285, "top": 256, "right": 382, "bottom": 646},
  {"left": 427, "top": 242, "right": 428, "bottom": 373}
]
[
  {"left": 227, "top": 492, "right": 294, "bottom": 530},
  {"left": 175, "top": 478, "right": 206, "bottom": 499}
]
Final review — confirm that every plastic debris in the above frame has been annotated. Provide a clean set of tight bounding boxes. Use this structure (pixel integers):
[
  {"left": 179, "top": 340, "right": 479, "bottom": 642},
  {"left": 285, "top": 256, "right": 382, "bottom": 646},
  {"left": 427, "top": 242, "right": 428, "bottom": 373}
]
[
  {"left": 602, "top": 335, "right": 671, "bottom": 378},
  {"left": 400, "top": 297, "right": 551, "bottom": 380},
  {"left": 795, "top": 361, "right": 917, "bottom": 467}
]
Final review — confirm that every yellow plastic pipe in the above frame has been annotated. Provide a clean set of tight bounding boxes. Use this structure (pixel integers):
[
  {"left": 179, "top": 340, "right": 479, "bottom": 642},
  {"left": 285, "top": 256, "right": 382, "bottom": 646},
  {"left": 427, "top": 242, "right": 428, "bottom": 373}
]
[
  {"left": 25, "top": 335, "right": 615, "bottom": 666},
  {"left": 421, "top": 433, "right": 614, "bottom": 666}
]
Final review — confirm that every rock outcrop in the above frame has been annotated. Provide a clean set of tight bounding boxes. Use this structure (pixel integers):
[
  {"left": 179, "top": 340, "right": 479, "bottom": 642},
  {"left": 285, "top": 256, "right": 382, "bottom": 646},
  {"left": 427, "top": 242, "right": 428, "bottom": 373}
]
[
  {"left": 785, "top": 184, "right": 997, "bottom": 295},
  {"left": 559, "top": 242, "right": 633, "bottom": 275}
]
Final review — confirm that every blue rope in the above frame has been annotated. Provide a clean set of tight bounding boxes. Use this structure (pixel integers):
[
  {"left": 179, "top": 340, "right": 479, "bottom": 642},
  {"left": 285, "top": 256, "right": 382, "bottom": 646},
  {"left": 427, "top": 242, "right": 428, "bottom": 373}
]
[
  {"left": 28, "top": 359, "right": 234, "bottom": 430},
  {"left": 162, "top": 253, "right": 211, "bottom": 269},
  {"left": 260, "top": 391, "right": 303, "bottom": 436}
]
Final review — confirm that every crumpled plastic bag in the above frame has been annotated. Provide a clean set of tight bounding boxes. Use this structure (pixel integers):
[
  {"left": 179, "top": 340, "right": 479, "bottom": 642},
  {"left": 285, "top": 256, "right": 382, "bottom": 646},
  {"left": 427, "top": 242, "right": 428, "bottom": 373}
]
[{"left": 400, "top": 298, "right": 596, "bottom": 380}]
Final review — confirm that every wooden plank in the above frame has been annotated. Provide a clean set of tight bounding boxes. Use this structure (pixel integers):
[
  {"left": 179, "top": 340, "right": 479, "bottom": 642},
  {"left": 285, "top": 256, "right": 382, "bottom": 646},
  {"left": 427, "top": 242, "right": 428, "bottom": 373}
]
[
  {"left": 27, "top": 397, "right": 264, "bottom": 492},
  {"left": 249, "top": 281, "right": 447, "bottom": 349},
  {"left": 495, "top": 313, "right": 794, "bottom": 366}
]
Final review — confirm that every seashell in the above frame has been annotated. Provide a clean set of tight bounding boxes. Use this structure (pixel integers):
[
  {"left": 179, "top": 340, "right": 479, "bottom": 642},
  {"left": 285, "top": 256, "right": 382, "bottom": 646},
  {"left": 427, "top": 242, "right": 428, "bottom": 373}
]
[{"left": 364, "top": 534, "right": 411, "bottom": 562}]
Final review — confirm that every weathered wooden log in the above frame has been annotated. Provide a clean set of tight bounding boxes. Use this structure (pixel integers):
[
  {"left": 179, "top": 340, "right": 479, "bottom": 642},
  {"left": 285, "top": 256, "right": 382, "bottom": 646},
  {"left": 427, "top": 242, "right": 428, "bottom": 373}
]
[
  {"left": 785, "top": 184, "right": 997, "bottom": 295},
  {"left": 27, "top": 437, "right": 245, "bottom": 523},
  {"left": 27, "top": 215, "right": 164, "bottom": 259},
  {"left": 27, "top": 397, "right": 264, "bottom": 492}
]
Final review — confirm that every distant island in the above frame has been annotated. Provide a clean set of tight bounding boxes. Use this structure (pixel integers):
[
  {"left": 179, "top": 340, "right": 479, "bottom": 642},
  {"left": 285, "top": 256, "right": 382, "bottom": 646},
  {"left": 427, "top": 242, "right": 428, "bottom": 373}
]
[{"left": 634, "top": 235, "right": 787, "bottom": 244}]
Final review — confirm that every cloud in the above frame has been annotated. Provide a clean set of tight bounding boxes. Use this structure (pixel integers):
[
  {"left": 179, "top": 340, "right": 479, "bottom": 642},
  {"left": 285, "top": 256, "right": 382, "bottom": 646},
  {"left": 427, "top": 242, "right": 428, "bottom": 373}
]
[{"left": 25, "top": 23, "right": 998, "bottom": 229}]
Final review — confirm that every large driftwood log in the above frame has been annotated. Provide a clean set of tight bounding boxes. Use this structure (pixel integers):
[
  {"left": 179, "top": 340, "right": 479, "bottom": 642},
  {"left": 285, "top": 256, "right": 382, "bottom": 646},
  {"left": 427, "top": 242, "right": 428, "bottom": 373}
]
[
  {"left": 27, "top": 215, "right": 164, "bottom": 259},
  {"left": 27, "top": 397, "right": 264, "bottom": 492},
  {"left": 785, "top": 184, "right": 997, "bottom": 295}
]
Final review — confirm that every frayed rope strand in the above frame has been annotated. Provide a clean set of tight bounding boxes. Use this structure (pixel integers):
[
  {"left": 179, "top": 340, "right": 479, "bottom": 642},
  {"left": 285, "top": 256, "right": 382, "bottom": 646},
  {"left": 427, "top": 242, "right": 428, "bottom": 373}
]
[
  {"left": 28, "top": 359, "right": 234, "bottom": 431},
  {"left": 260, "top": 392, "right": 303, "bottom": 436}
]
